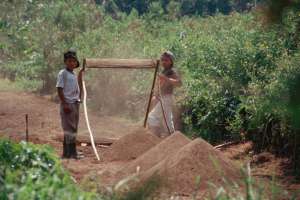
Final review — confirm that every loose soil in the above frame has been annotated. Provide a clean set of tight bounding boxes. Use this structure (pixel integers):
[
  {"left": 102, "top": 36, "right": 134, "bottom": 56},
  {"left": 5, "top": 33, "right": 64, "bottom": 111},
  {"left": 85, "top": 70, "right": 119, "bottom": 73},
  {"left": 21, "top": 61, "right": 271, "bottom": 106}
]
[
  {"left": 105, "top": 127, "right": 161, "bottom": 161},
  {"left": 119, "top": 131, "right": 191, "bottom": 176},
  {"left": 139, "top": 138, "right": 240, "bottom": 196},
  {"left": 0, "top": 91, "right": 299, "bottom": 199},
  {"left": 0, "top": 91, "right": 138, "bottom": 144}
]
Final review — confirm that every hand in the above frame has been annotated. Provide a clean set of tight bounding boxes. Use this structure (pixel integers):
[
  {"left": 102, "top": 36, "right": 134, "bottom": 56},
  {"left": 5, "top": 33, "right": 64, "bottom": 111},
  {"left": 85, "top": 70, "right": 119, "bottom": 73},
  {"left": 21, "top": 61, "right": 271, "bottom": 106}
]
[
  {"left": 63, "top": 103, "right": 71, "bottom": 114},
  {"left": 79, "top": 67, "right": 85, "bottom": 74},
  {"left": 78, "top": 67, "right": 85, "bottom": 83},
  {"left": 159, "top": 74, "right": 168, "bottom": 85},
  {"left": 152, "top": 95, "right": 160, "bottom": 101}
]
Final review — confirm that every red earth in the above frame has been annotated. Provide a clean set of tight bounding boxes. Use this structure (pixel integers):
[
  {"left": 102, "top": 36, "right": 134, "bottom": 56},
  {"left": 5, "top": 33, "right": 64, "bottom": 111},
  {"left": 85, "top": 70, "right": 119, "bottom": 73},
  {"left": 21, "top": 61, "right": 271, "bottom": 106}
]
[{"left": 0, "top": 91, "right": 299, "bottom": 198}]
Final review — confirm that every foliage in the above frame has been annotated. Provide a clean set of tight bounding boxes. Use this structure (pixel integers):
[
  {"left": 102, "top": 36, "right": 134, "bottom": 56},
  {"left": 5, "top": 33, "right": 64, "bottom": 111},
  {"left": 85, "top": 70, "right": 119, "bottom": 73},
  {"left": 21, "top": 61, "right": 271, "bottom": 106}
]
[
  {"left": 95, "top": 0, "right": 258, "bottom": 16},
  {"left": 180, "top": 13, "right": 293, "bottom": 142},
  {"left": 1, "top": 0, "right": 300, "bottom": 177},
  {"left": 0, "top": 139, "right": 160, "bottom": 200},
  {"left": 0, "top": 0, "right": 102, "bottom": 93},
  {"left": 0, "top": 139, "right": 99, "bottom": 200}
]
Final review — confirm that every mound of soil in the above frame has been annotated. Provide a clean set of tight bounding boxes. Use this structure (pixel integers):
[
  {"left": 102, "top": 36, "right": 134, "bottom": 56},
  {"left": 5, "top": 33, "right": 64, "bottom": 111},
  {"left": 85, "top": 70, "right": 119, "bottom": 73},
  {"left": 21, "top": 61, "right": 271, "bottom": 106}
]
[
  {"left": 120, "top": 131, "right": 191, "bottom": 175},
  {"left": 140, "top": 138, "right": 241, "bottom": 196},
  {"left": 106, "top": 128, "right": 160, "bottom": 161}
]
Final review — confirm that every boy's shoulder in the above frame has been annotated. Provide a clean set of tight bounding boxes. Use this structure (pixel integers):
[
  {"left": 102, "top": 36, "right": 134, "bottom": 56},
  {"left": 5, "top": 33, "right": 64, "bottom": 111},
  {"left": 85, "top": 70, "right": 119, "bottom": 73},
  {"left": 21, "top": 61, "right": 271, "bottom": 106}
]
[
  {"left": 58, "top": 68, "right": 67, "bottom": 75},
  {"left": 58, "top": 68, "right": 75, "bottom": 76}
]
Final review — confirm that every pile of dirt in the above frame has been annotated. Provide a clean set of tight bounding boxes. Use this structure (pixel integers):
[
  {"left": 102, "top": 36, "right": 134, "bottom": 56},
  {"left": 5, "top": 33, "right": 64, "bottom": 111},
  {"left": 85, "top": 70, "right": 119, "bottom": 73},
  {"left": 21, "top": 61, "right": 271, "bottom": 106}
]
[
  {"left": 120, "top": 131, "right": 191, "bottom": 175},
  {"left": 100, "top": 131, "right": 241, "bottom": 197},
  {"left": 105, "top": 128, "right": 160, "bottom": 161},
  {"left": 140, "top": 137, "right": 241, "bottom": 196}
]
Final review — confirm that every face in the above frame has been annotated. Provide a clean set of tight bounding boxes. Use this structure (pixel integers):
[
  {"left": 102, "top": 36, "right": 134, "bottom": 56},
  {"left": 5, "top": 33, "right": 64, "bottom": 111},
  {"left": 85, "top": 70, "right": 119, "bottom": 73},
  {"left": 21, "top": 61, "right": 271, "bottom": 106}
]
[
  {"left": 64, "top": 57, "right": 78, "bottom": 70},
  {"left": 161, "top": 55, "right": 173, "bottom": 69}
]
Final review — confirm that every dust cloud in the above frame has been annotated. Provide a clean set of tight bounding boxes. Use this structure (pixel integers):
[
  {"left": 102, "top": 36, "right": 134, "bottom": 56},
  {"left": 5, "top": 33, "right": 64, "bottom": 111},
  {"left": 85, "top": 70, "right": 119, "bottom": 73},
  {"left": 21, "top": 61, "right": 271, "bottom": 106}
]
[{"left": 84, "top": 68, "right": 155, "bottom": 122}]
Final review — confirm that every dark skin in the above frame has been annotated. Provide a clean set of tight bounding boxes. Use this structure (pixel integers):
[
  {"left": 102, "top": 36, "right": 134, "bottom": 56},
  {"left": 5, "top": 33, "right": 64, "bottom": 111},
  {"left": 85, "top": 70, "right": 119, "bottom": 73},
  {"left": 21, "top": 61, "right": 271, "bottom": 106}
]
[
  {"left": 158, "top": 55, "right": 182, "bottom": 87},
  {"left": 150, "top": 55, "right": 182, "bottom": 110},
  {"left": 57, "top": 57, "right": 84, "bottom": 114}
]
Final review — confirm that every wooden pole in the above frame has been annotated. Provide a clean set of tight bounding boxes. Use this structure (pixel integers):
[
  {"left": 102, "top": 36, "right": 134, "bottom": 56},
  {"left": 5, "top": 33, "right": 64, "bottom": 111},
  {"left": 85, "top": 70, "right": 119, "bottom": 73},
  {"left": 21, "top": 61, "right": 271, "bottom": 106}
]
[
  {"left": 25, "top": 114, "right": 29, "bottom": 142},
  {"left": 144, "top": 60, "right": 159, "bottom": 128}
]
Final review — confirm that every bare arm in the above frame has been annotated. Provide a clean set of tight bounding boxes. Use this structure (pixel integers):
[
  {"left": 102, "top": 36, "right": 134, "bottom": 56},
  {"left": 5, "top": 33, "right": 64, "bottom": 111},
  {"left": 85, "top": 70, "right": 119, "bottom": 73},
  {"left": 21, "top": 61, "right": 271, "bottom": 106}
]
[
  {"left": 168, "top": 75, "right": 182, "bottom": 87},
  {"left": 57, "top": 87, "right": 67, "bottom": 104},
  {"left": 160, "top": 73, "right": 182, "bottom": 87},
  {"left": 57, "top": 87, "right": 71, "bottom": 113}
]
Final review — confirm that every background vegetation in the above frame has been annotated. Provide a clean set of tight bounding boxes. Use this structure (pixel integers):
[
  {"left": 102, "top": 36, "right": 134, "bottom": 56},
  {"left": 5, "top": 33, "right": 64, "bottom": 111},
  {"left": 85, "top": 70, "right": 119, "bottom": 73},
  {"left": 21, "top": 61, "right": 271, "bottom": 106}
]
[
  {"left": 95, "top": 0, "right": 258, "bottom": 16},
  {"left": 1, "top": 0, "right": 300, "bottom": 179}
]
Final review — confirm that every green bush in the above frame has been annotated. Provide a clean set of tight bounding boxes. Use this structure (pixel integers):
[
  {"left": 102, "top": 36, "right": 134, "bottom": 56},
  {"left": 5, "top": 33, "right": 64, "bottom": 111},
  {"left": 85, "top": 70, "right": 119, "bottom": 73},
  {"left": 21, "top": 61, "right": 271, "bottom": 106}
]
[
  {"left": 0, "top": 139, "right": 162, "bottom": 200},
  {"left": 178, "top": 14, "right": 284, "bottom": 141},
  {"left": 0, "top": 140, "right": 99, "bottom": 200}
]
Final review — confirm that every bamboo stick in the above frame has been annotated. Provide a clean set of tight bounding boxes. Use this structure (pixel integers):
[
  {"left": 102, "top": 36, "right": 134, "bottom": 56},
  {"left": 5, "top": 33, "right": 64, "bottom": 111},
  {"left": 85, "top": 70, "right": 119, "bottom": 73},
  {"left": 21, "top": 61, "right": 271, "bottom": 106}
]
[{"left": 82, "top": 68, "right": 100, "bottom": 161}]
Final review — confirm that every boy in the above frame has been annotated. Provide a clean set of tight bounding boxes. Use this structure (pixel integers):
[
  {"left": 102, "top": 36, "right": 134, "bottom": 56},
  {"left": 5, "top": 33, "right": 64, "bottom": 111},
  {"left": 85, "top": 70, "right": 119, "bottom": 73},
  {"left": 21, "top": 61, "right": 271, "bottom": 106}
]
[
  {"left": 56, "top": 49, "right": 84, "bottom": 159},
  {"left": 148, "top": 51, "right": 182, "bottom": 137}
]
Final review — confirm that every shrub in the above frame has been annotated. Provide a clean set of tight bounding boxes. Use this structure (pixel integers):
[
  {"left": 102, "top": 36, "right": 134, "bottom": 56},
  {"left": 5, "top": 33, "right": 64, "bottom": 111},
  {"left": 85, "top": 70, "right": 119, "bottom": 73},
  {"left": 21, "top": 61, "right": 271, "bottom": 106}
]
[{"left": 0, "top": 140, "right": 99, "bottom": 200}]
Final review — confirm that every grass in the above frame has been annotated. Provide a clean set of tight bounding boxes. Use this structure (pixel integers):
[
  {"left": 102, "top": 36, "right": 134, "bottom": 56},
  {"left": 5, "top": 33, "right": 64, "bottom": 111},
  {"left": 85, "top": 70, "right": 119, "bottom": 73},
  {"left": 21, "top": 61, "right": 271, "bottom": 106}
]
[
  {"left": 208, "top": 163, "right": 300, "bottom": 200},
  {"left": 0, "top": 78, "right": 23, "bottom": 92},
  {"left": 0, "top": 78, "right": 42, "bottom": 92}
]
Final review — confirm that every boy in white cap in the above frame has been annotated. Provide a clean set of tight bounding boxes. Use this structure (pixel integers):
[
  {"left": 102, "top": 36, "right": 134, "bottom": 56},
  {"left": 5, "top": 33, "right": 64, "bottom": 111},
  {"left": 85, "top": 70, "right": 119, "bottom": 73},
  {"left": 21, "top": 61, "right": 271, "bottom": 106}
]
[{"left": 148, "top": 51, "right": 182, "bottom": 137}]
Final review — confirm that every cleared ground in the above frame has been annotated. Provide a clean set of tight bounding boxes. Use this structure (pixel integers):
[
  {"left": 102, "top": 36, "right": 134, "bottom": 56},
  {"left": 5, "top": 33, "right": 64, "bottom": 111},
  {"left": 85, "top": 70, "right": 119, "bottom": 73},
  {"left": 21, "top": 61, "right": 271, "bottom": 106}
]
[{"left": 0, "top": 91, "right": 299, "bottom": 198}]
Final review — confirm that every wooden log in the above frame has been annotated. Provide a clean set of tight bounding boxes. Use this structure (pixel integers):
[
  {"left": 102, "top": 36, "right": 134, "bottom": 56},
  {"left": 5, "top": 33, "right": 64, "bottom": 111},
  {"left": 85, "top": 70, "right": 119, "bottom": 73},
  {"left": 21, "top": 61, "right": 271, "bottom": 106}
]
[{"left": 84, "top": 58, "right": 156, "bottom": 69}]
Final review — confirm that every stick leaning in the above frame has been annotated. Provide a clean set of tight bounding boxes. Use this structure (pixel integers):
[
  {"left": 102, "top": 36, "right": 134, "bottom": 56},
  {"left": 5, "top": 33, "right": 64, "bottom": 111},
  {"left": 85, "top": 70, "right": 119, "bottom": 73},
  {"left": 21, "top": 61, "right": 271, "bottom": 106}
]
[{"left": 82, "top": 76, "right": 100, "bottom": 161}]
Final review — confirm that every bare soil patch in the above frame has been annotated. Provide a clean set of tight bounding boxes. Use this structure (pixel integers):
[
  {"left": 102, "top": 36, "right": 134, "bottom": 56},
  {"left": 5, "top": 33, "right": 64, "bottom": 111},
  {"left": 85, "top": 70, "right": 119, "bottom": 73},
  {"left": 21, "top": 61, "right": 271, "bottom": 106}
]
[
  {"left": 138, "top": 137, "right": 241, "bottom": 196},
  {"left": 105, "top": 127, "right": 161, "bottom": 161},
  {"left": 1, "top": 91, "right": 299, "bottom": 198},
  {"left": 119, "top": 131, "right": 191, "bottom": 176}
]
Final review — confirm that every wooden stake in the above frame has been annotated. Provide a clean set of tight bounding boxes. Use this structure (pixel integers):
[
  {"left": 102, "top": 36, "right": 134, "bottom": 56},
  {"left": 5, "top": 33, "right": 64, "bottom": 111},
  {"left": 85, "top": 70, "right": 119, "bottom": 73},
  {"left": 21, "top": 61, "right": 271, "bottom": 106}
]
[
  {"left": 25, "top": 114, "right": 29, "bottom": 142},
  {"left": 144, "top": 60, "right": 159, "bottom": 128}
]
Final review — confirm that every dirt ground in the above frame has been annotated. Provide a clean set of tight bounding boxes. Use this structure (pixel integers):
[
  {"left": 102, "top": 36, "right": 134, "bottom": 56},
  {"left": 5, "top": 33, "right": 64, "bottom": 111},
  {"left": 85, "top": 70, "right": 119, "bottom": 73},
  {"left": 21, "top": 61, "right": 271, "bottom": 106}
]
[
  {"left": 0, "top": 91, "right": 299, "bottom": 198},
  {"left": 0, "top": 91, "right": 139, "bottom": 180}
]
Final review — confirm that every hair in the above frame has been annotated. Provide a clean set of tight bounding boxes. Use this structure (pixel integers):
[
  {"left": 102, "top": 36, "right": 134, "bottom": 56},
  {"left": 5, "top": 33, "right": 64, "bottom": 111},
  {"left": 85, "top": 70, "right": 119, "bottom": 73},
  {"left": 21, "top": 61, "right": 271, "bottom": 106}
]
[
  {"left": 161, "top": 55, "right": 173, "bottom": 68},
  {"left": 63, "top": 51, "right": 80, "bottom": 68}
]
